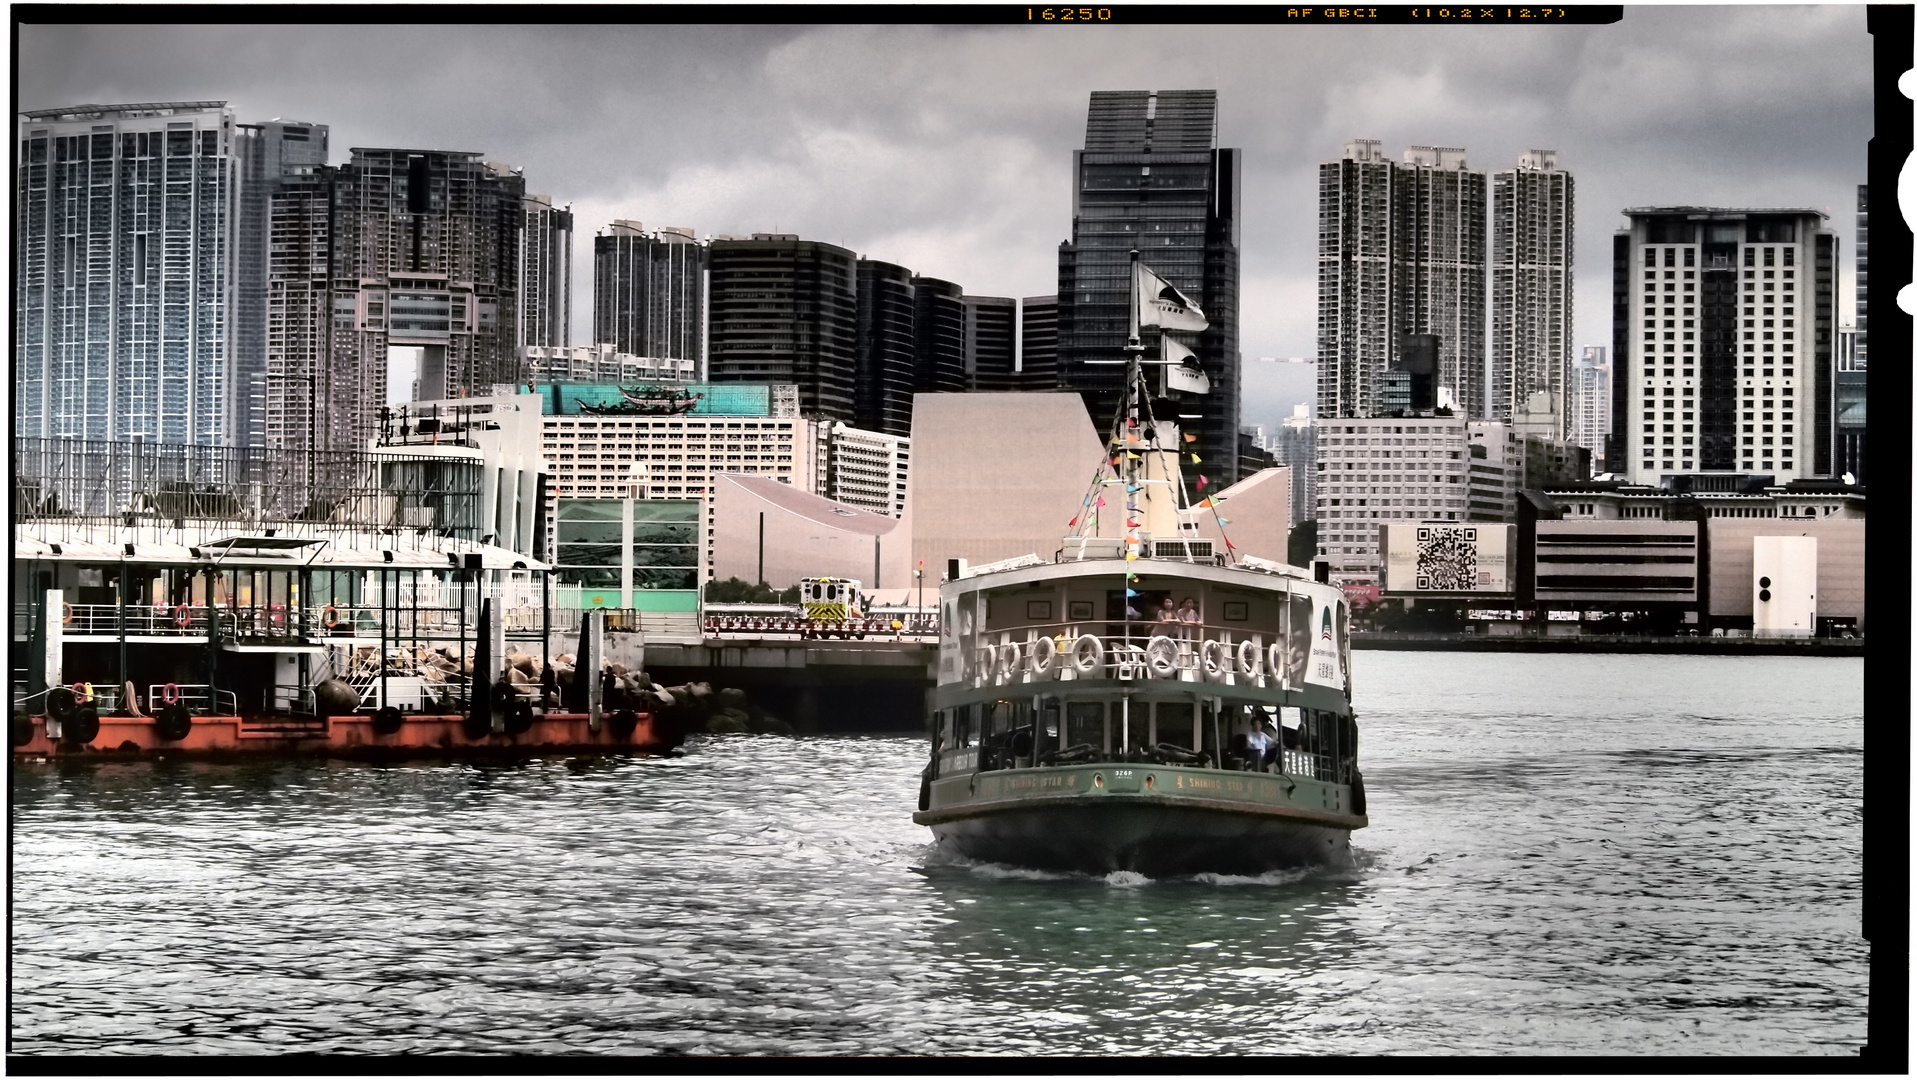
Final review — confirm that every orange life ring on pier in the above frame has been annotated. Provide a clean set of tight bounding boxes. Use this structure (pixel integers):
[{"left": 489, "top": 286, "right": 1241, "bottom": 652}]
[
  {"left": 174, "top": 603, "right": 192, "bottom": 627},
  {"left": 61, "top": 601, "right": 74, "bottom": 624},
  {"left": 321, "top": 604, "right": 341, "bottom": 628},
  {"left": 162, "top": 682, "right": 181, "bottom": 705}
]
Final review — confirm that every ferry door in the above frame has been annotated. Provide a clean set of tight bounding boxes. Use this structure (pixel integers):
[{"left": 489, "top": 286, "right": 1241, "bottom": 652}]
[{"left": 1066, "top": 701, "right": 1106, "bottom": 755}]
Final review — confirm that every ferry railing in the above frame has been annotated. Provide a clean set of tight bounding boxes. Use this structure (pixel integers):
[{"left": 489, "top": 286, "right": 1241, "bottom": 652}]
[
  {"left": 54, "top": 603, "right": 215, "bottom": 637},
  {"left": 146, "top": 684, "right": 237, "bottom": 716}
]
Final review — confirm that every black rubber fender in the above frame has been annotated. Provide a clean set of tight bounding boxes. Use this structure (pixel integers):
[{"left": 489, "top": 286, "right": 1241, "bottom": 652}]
[
  {"left": 11, "top": 713, "right": 35, "bottom": 747},
  {"left": 462, "top": 712, "right": 492, "bottom": 741},
  {"left": 153, "top": 704, "right": 193, "bottom": 742},
  {"left": 65, "top": 706, "right": 101, "bottom": 745},
  {"left": 504, "top": 700, "right": 535, "bottom": 736},
  {"left": 371, "top": 705, "right": 404, "bottom": 736},
  {"left": 1351, "top": 768, "right": 1366, "bottom": 816},
  {"left": 45, "top": 686, "right": 77, "bottom": 723},
  {"left": 608, "top": 708, "right": 639, "bottom": 739}
]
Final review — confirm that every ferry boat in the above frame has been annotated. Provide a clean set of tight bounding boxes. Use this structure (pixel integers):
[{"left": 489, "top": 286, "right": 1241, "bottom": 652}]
[
  {"left": 912, "top": 255, "right": 1365, "bottom": 876},
  {"left": 10, "top": 439, "right": 677, "bottom": 760}
]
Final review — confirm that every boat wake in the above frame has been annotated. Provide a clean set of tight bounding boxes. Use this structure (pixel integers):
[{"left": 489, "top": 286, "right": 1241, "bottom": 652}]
[{"left": 918, "top": 841, "right": 1373, "bottom": 889}]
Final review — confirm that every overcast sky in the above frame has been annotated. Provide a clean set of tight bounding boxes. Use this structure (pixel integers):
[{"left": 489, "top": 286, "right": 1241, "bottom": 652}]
[{"left": 19, "top": 8, "right": 1873, "bottom": 430}]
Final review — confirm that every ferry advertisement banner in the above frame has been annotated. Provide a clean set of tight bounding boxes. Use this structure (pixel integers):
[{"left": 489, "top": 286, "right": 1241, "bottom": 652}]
[
  {"left": 1381, "top": 523, "right": 1513, "bottom": 595},
  {"left": 1303, "top": 591, "right": 1343, "bottom": 690}
]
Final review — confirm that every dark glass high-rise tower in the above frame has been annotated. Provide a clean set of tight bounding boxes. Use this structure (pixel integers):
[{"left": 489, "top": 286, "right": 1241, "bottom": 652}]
[{"left": 1056, "top": 90, "right": 1240, "bottom": 481}]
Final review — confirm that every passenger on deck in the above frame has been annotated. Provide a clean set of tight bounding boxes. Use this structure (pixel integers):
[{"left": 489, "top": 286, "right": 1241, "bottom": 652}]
[{"left": 1156, "top": 598, "right": 1180, "bottom": 624}]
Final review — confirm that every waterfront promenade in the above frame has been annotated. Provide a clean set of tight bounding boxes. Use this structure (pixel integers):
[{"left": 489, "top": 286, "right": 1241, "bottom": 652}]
[{"left": 1352, "top": 632, "right": 1865, "bottom": 656}]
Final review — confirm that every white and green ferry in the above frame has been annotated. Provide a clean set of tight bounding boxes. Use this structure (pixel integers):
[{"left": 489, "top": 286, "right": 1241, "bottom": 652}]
[{"left": 913, "top": 255, "right": 1366, "bottom": 876}]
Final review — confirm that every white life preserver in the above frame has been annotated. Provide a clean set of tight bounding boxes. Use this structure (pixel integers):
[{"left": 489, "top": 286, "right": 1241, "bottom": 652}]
[
  {"left": 1201, "top": 639, "right": 1230, "bottom": 679},
  {"left": 1070, "top": 634, "right": 1104, "bottom": 675},
  {"left": 976, "top": 643, "right": 997, "bottom": 681},
  {"left": 1030, "top": 635, "right": 1057, "bottom": 677},
  {"left": 1144, "top": 635, "right": 1179, "bottom": 679},
  {"left": 1269, "top": 642, "right": 1287, "bottom": 683},
  {"left": 1238, "top": 639, "right": 1264, "bottom": 678},
  {"left": 999, "top": 639, "right": 1023, "bottom": 678}
]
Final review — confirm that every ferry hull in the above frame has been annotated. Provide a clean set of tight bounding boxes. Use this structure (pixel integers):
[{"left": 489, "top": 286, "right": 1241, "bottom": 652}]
[
  {"left": 11, "top": 711, "right": 681, "bottom": 760},
  {"left": 923, "top": 799, "right": 1351, "bottom": 877}
]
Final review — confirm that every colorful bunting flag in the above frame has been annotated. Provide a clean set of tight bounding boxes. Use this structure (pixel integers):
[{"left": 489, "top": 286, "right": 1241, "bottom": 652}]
[
  {"left": 1068, "top": 515, "right": 1078, "bottom": 527},
  {"left": 1183, "top": 433, "right": 1197, "bottom": 443},
  {"left": 1095, "top": 496, "right": 1106, "bottom": 507},
  {"left": 1197, "top": 497, "right": 1212, "bottom": 508},
  {"left": 1196, "top": 475, "right": 1208, "bottom": 491},
  {"left": 1190, "top": 453, "right": 1202, "bottom": 464},
  {"left": 1217, "top": 517, "right": 1231, "bottom": 525},
  {"left": 1125, "top": 588, "right": 1139, "bottom": 597}
]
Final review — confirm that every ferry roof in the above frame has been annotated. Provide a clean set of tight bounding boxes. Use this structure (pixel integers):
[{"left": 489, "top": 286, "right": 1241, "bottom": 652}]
[{"left": 14, "top": 528, "right": 547, "bottom": 572}]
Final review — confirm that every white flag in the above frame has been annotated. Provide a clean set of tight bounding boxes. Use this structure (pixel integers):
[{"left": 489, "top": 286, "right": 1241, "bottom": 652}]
[
  {"left": 1163, "top": 338, "right": 1211, "bottom": 394},
  {"left": 1136, "top": 263, "right": 1208, "bottom": 332}
]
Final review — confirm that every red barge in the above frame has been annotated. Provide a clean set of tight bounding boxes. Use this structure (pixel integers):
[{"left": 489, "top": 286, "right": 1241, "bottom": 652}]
[{"left": 12, "top": 438, "right": 680, "bottom": 761}]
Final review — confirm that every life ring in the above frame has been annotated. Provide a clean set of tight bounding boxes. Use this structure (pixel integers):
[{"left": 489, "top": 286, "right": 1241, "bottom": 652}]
[
  {"left": 998, "top": 640, "right": 1023, "bottom": 677},
  {"left": 1029, "top": 635, "right": 1057, "bottom": 677},
  {"left": 1143, "top": 635, "right": 1179, "bottom": 679},
  {"left": 1269, "top": 642, "right": 1286, "bottom": 682},
  {"left": 975, "top": 643, "right": 997, "bottom": 680},
  {"left": 1069, "top": 634, "right": 1104, "bottom": 675},
  {"left": 61, "top": 601, "right": 74, "bottom": 625},
  {"left": 1238, "top": 639, "right": 1265, "bottom": 678},
  {"left": 321, "top": 604, "right": 340, "bottom": 629},
  {"left": 72, "top": 682, "right": 93, "bottom": 703},
  {"left": 162, "top": 682, "right": 181, "bottom": 705},
  {"left": 1201, "top": 639, "right": 1229, "bottom": 678},
  {"left": 174, "top": 603, "right": 192, "bottom": 627}
]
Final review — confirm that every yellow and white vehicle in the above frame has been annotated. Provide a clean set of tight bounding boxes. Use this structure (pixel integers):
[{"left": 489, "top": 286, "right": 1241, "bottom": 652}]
[{"left": 800, "top": 577, "right": 863, "bottom": 621}]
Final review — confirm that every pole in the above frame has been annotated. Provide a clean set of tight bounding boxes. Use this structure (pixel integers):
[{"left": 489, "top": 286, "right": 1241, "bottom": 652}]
[
  {"left": 116, "top": 556, "right": 127, "bottom": 695},
  {"left": 757, "top": 512, "right": 765, "bottom": 587}
]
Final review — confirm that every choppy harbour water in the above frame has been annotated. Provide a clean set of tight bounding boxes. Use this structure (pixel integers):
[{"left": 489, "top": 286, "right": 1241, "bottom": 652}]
[{"left": 10, "top": 652, "right": 1865, "bottom": 1056}]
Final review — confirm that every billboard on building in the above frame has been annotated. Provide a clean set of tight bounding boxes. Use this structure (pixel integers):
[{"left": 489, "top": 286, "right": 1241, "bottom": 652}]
[{"left": 1381, "top": 523, "right": 1514, "bottom": 595}]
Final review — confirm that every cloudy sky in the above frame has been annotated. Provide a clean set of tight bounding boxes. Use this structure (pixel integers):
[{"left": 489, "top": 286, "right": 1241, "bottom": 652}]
[{"left": 19, "top": 8, "right": 1873, "bottom": 430}]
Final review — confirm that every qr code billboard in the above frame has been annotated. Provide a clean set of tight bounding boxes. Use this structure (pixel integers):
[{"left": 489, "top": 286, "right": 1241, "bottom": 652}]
[{"left": 1414, "top": 526, "right": 1478, "bottom": 591}]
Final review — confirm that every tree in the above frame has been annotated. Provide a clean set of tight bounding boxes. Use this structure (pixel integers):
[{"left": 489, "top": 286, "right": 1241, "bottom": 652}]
[{"left": 1287, "top": 520, "right": 1318, "bottom": 568}]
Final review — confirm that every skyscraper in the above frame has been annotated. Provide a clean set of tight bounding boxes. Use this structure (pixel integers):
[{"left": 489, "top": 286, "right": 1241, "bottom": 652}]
[
  {"left": 1607, "top": 207, "right": 1835, "bottom": 484},
  {"left": 705, "top": 235, "right": 858, "bottom": 423},
  {"left": 912, "top": 276, "right": 966, "bottom": 394},
  {"left": 520, "top": 193, "right": 572, "bottom": 351},
  {"left": 1569, "top": 345, "right": 1610, "bottom": 467},
  {"left": 591, "top": 220, "right": 704, "bottom": 365},
  {"left": 962, "top": 295, "right": 1018, "bottom": 391},
  {"left": 17, "top": 101, "right": 240, "bottom": 444},
  {"left": 234, "top": 118, "right": 329, "bottom": 447},
  {"left": 1834, "top": 185, "right": 1866, "bottom": 482},
  {"left": 1491, "top": 149, "right": 1574, "bottom": 438},
  {"left": 1018, "top": 295, "right": 1058, "bottom": 390},
  {"left": 1317, "top": 140, "right": 1488, "bottom": 422},
  {"left": 264, "top": 147, "right": 526, "bottom": 451},
  {"left": 853, "top": 258, "right": 916, "bottom": 437},
  {"left": 1057, "top": 89, "right": 1240, "bottom": 479}
]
